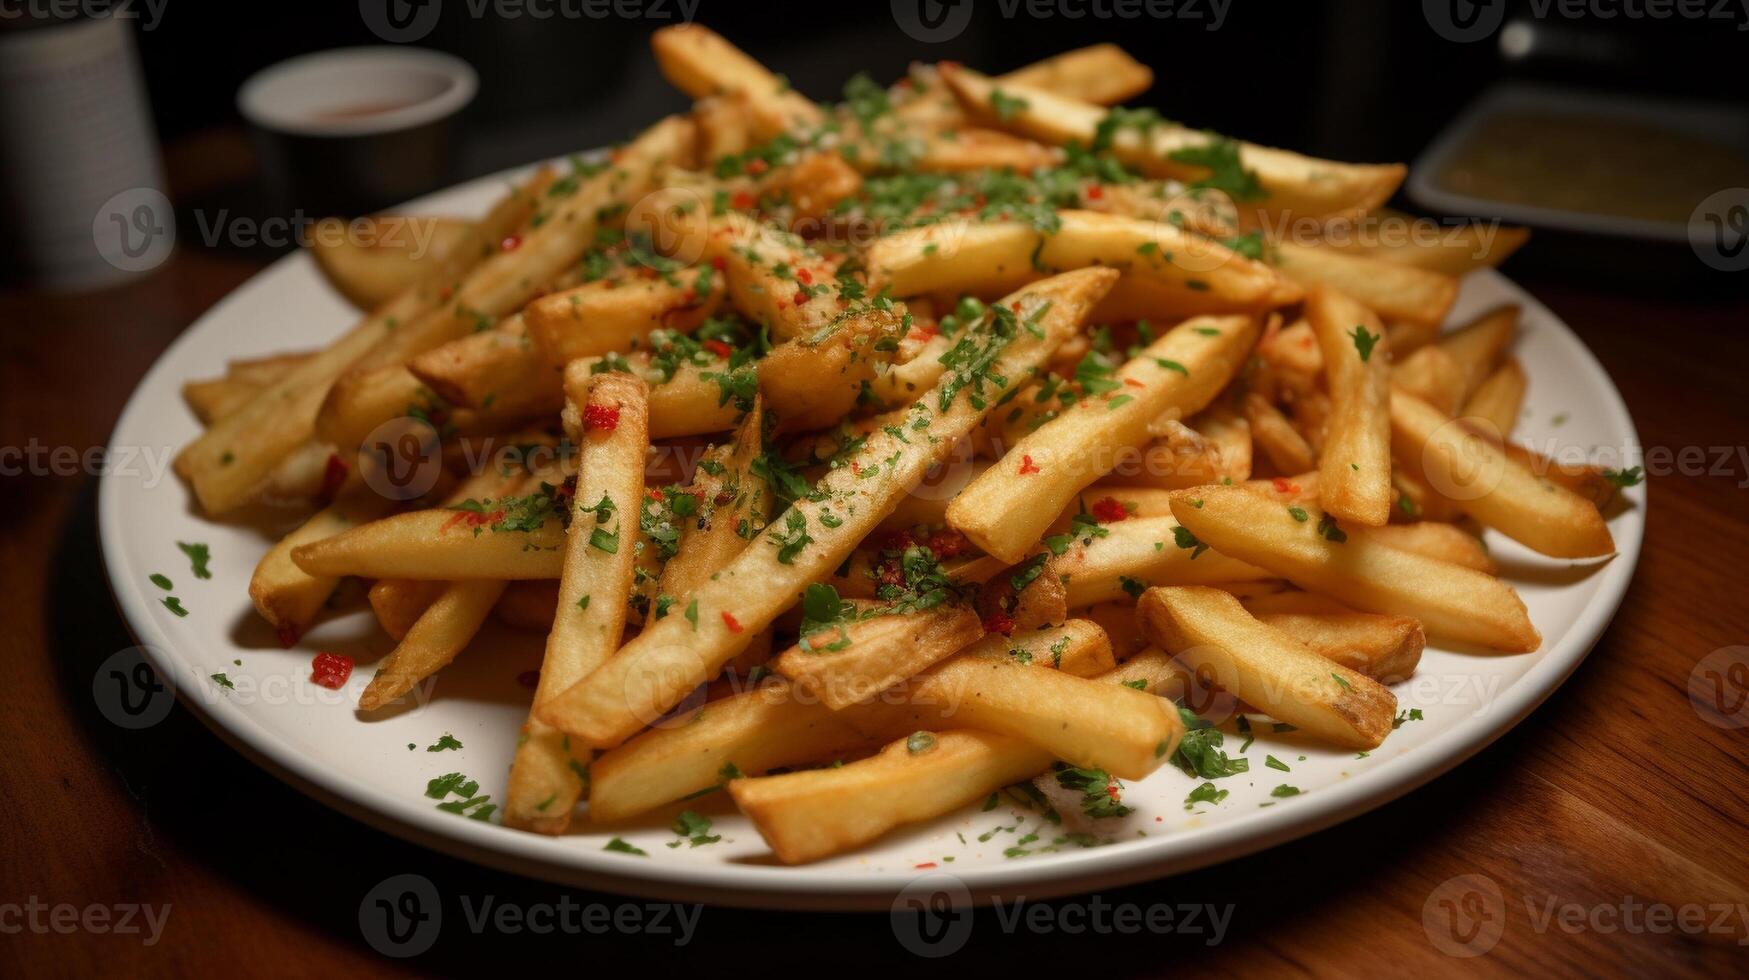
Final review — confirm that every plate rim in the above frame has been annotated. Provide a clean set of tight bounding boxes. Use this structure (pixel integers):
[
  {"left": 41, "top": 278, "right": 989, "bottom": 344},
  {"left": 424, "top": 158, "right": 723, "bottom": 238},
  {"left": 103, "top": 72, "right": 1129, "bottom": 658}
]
[{"left": 98, "top": 162, "right": 1645, "bottom": 911}]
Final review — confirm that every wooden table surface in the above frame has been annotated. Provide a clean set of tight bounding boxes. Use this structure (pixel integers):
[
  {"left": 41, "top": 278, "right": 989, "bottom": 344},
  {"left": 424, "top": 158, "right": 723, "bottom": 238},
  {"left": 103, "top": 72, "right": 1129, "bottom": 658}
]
[{"left": 4, "top": 246, "right": 1747, "bottom": 978}]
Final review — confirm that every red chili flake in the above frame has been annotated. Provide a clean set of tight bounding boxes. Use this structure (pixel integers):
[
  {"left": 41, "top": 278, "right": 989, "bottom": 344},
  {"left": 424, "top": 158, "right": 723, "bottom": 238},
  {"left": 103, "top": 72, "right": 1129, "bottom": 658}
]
[
  {"left": 713, "top": 490, "right": 735, "bottom": 506},
  {"left": 1123, "top": 377, "right": 1146, "bottom": 389},
  {"left": 877, "top": 559, "right": 906, "bottom": 588},
  {"left": 710, "top": 255, "right": 727, "bottom": 271},
  {"left": 793, "top": 289, "right": 811, "bottom": 306},
  {"left": 703, "top": 339, "right": 733, "bottom": 359},
  {"left": 731, "top": 190, "right": 755, "bottom": 210},
  {"left": 500, "top": 234, "right": 523, "bottom": 252},
  {"left": 982, "top": 609, "right": 1015, "bottom": 636},
  {"left": 1090, "top": 496, "right": 1131, "bottom": 523},
  {"left": 1106, "top": 781, "right": 1121, "bottom": 801},
  {"left": 310, "top": 652, "right": 353, "bottom": 690},
  {"left": 319, "top": 453, "right": 349, "bottom": 499},
  {"left": 275, "top": 623, "right": 302, "bottom": 649},
  {"left": 745, "top": 158, "right": 769, "bottom": 176},
  {"left": 1085, "top": 184, "right": 1104, "bottom": 200},
  {"left": 437, "top": 285, "right": 453, "bottom": 301},
  {"left": 908, "top": 321, "right": 940, "bottom": 342},
  {"left": 1272, "top": 477, "right": 1300, "bottom": 495},
  {"left": 1018, "top": 455, "right": 1041, "bottom": 475},
  {"left": 721, "top": 611, "right": 744, "bottom": 633},
  {"left": 648, "top": 487, "right": 666, "bottom": 501},
  {"left": 795, "top": 267, "right": 813, "bottom": 285},
  {"left": 880, "top": 530, "right": 915, "bottom": 552},
  {"left": 442, "top": 508, "right": 503, "bottom": 532},
  {"left": 584, "top": 402, "right": 620, "bottom": 433},
  {"left": 924, "top": 528, "right": 967, "bottom": 559},
  {"left": 516, "top": 669, "right": 540, "bottom": 689},
  {"left": 914, "top": 862, "right": 937, "bottom": 870}
]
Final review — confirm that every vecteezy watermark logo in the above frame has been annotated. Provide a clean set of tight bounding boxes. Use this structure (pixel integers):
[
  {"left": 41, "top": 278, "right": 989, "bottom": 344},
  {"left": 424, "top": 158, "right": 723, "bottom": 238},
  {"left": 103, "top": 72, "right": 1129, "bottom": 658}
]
[
  {"left": 360, "top": 874, "right": 443, "bottom": 957},
  {"left": 1690, "top": 188, "right": 1749, "bottom": 272},
  {"left": 1423, "top": 0, "right": 1506, "bottom": 42},
  {"left": 892, "top": 0, "right": 976, "bottom": 41},
  {"left": 0, "top": 898, "right": 172, "bottom": 945},
  {"left": 92, "top": 646, "right": 177, "bottom": 730},
  {"left": 0, "top": 0, "right": 170, "bottom": 30},
  {"left": 358, "top": 417, "right": 445, "bottom": 501},
  {"left": 1689, "top": 646, "right": 1749, "bottom": 729},
  {"left": 1423, "top": 873, "right": 1506, "bottom": 957},
  {"left": 891, "top": 872, "right": 974, "bottom": 957},
  {"left": 361, "top": 0, "right": 443, "bottom": 42},
  {"left": 93, "top": 187, "right": 175, "bottom": 274}
]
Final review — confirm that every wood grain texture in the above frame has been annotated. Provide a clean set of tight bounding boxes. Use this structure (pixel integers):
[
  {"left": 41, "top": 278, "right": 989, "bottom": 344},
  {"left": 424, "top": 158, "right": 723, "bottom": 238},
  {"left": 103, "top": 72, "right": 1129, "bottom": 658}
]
[{"left": 3, "top": 248, "right": 1746, "bottom": 975}]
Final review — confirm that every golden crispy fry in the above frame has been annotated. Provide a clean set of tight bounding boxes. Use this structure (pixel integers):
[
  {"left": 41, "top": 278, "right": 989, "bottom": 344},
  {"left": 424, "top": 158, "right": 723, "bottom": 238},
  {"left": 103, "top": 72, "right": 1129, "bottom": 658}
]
[
  {"left": 774, "top": 604, "right": 985, "bottom": 710},
  {"left": 291, "top": 507, "right": 565, "bottom": 580},
  {"left": 358, "top": 579, "right": 506, "bottom": 711},
  {"left": 758, "top": 309, "right": 905, "bottom": 432},
  {"left": 950, "top": 314, "right": 1258, "bottom": 563},
  {"left": 996, "top": 43, "right": 1153, "bottom": 105},
  {"left": 1392, "top": 344, "right": 1465, "bottom": 416},
  {"left": 249, "top": 492, "right": 399, "bottom": 642},
  {"left": 1270, "top": 241, "right": 1458, "bottom": 326},
  {"left": 655, "top": 398, "right": 770, "bottom": 597},
  {"left": 1240, "top": 591, "right": 1425, "bottom": 683},
  {"left": 539, "top": 270, "right": 1119, "bottom": 748},
  {"left": 522, "top": 274, "right": 725, "bottom": 369},
  {"left": 1245, "top": 393, "right": 1315, "bottom": 475},
  {"left": 1463, "top": 358, "right": 1527, "bottom": 439},
  {"left": 650, "top": 24, "right": 822, "bottom": 133},
  {"left": 1306, "top": 285, "right": 1393, "bottom": 525},
  {"left": 868, "top": 212, "right": 1286, "bottom": 316},
  {"left": 564, "top": 354, "right": 741, "bottom": 439},
  {"left": 941, "top": 67, "right": 1403, "bottom": 222},
  {"left": 1391, "top": 388, "right": 1614, "bottom": 559},
  {"left": 585, "top": 620, "right": 1112, "bottom": 822},
  {"left": 1049, "top": 515, "right": 1271, "bottom": 608},
  {"left": 495, "top": 581, "right": 559, "bottom": 631},
  {"left": 1440, "top": 305, "right": 1519, "bottom": 402},
  {"left": 1169, "top": 486, "right": 1540, "bottom": 651},
  {"left": 1140, "top": 586, "right": 1397, "bottom": 748},
  {"left": 506, "top": 372, "right": 650, "bottom": 833},
  {"left": 176, "top": 169, "right": 550, "bottom": 515},
  {"left": 368, "top": 579, "right": 447, "bottom": 642},
  {"left": 1363, "top": 521, "right": 1495, "bottom": 573},
  {"left": 308, "top": 215, "right": 472, "bottom": 309},
  {"left": 1311, "top": 209, "right": 1530, "bottom": 277}
]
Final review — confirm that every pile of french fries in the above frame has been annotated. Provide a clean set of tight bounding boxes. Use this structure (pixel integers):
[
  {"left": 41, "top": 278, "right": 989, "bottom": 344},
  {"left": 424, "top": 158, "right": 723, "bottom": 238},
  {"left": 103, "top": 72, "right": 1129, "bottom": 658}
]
[{"left": 178, "top": 26, "right": 1628, "bottom": 865}]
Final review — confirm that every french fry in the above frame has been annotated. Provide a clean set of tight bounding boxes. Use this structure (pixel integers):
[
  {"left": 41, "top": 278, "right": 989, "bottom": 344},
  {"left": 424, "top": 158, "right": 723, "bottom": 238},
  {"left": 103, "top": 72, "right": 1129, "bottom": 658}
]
[
  {"left": 506, "top": 372, "right": 650, "bottom": 833},
  {"left": 405, "top": 315, "right": 556, "bottom": 415},
  {"left": 315, "top": 117, "right": 694, "bottom": 451},
  {"left": 1392, "top": 345, "right": 1465, "bottom": 415},
  {"left": 1311, "top": 209, "right": 1530, "bottom": 277},
  {"left": 1139, "top": 586, "right": 1397, "bottom": 748},
  {"left": 731, "top": 730, "right": 1050, "bottom": 865},
  {"left": 940, "top": 67, "right": 1404, "bottom": 222},
  {"left": 291, "top": 505, "right": 566, "bottom": 580},
  {"left": 368, "top": 579, "right": 447, "bottom": 641},
  {"left": 1306, "top": 285, "right": 1392, "bottom": 525},
  {"left": 949, "top": 314, "right": 1259, "bottom": 563},
  {"left": 907, "top": 129, "right": 1062, "bottom": 173},
  {"left": 585, "top": 620, "right": 1112, "bottom": 822},
  {"left": 522, "top": 274, "right": 725, "bottom": 368},
  {"left": 1270, "top": 241, "right": 1458, "bottom": 326},
  {"left": 996, "top": 43, "right": 1153, "bottom": 105},
  {"left": 1463, "top": 358, "right": 1527, "bottom": 440},
  {"left": 1240, "top": 591, "right": 1425, "bottom": 683},
  {"left": 1168, "top": 486, "right": 1540, "bottom": 651},
  {"left": 358, "top": 579, "right": 507, "bottom": 711},
  {"left": 655, "top": 398, "right": 769, "bottom": 600},
  {"left": 538, "top": 268, "right": 1119, "bottom": 748},
  {"left": 1256, "top": 317, "right": 1324, "bottom": 379},
  {"left": 563, "top": 354, "right": 742, "bottom": 440},
  {"left": 495, "top": 581, "right": 559, "bottom": 631},
  {"left": 730, "top": 648, "right": 1179, "bottom": 865},
  {"left": 867, "top": 212, "right": 1285, "bottom": 315},
  {"left": 307, "top": 215, "right": 472, "bottom": 309},
  {"left": 1385, "top": 319, "right": 1441, "bottom": 357},
  {"left": 710, "top": 211, "right": 847, "bottom": 343},
  {"left": 176, "top": 169, "right": 549, "bottom": 515},
  {"left": 1390, "top": 388, "right": 1614, "bottom": 559},
  {"left": 774, "top": 604, "right": 985, "bottom": 709},
  {"left": 1439, "top": 305, "right": 1519, "bottom": 402},
  {"left": 1363, "top": 521, "right": 1495, "bottom": 573},
  {"left": 758, "top": 309, "right": 905, "bottom": 432},
  {"left": 1245, "top": 392, "right": 1315, "bottom": 474},
  {"left": 1049, "top": 515, "right": 1271, "bottom": 608},
  {"left": 248, "top": 491, "right": 399, "bottom": 643},
  {"left": 650, "top": 24, "right": 822, "bottom": 133}
]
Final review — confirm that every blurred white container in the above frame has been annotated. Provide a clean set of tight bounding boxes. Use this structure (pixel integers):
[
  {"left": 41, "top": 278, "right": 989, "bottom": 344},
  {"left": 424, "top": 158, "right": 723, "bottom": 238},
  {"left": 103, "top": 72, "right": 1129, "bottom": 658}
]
[{"left": 0, "top": 14, "right": 174, "bottom": 291}]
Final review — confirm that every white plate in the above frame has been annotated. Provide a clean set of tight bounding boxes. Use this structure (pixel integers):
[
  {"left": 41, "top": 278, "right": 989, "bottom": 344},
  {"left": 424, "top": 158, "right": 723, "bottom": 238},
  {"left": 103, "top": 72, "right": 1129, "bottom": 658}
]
[{"left": 100, "top": 163, "right": 1646, "bottom": 911}]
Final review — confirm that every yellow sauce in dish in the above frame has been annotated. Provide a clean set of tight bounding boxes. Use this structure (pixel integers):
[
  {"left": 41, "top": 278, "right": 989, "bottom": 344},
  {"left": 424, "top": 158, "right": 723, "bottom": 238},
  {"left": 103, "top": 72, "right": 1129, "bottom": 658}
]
[{"left": 1436, "top": 111, "right": 1749, "bottom": 224}]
